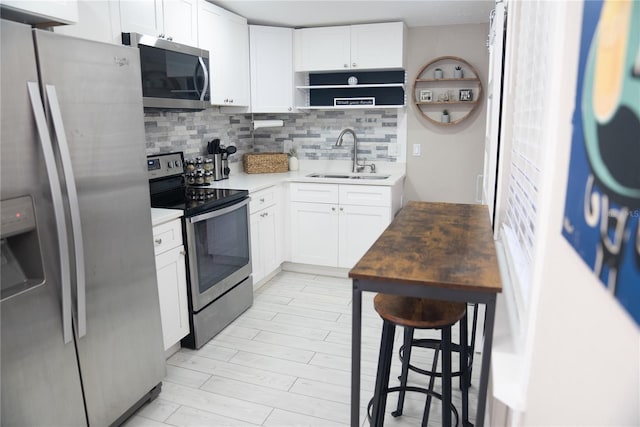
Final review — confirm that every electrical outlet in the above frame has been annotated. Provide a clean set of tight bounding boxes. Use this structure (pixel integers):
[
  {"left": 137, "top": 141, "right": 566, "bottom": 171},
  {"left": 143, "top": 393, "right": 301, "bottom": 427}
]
[
  {"left": 387, "top": 144, "right": 399, "bottom": 156},
  {"left": 412, "top": 144, "right": 421, "bottom": 156}
]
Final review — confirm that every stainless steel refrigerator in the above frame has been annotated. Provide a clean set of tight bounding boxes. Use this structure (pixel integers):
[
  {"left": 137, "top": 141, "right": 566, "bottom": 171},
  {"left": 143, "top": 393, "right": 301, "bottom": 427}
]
[{"left": 1, "top": 19, "right": 166, "bottom": 426}]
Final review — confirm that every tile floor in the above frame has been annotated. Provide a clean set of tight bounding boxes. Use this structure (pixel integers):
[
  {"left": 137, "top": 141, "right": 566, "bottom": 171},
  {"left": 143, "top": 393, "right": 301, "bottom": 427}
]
[{"left": 125, "top": 271, "right": 482, "bottom": 426}]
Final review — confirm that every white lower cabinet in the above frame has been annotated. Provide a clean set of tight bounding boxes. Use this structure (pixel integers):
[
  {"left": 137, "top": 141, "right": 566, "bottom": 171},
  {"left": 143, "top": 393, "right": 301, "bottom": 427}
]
[
  {"left": 289, "top": 183, "right": 393, "bottom": 268},
  {"left": 153, "top": 218, "right": 189, "bottom": 351},
  {"left": 290, "top": 201, "right": 340, "bottom": 266},
  {"left": 250, "top": 186, "right": 283, "bottom": 286},
  {"left": 338, "top": 204, "right": 390, "bottom": 268}
]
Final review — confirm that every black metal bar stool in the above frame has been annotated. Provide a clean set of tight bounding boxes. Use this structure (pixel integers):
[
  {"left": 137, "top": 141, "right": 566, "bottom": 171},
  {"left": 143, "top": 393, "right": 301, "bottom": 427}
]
[
  {"left": 394, "top": 309, "right": 472, "bottom": 426},
  {"left": 368, "top": 294, "right": 469, "bottom": 427}
]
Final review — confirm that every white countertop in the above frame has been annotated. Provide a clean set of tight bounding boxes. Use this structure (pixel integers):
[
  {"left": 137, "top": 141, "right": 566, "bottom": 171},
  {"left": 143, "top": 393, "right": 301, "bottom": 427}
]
[
  {"left": 151, "top": 208, "right": 183, "bottom": 226},
  {"left": 204, "top": 159, "right": 406, "bottom": 193},
  {"left": 149, "top": 160, "right": 406, "bottom": 220}
]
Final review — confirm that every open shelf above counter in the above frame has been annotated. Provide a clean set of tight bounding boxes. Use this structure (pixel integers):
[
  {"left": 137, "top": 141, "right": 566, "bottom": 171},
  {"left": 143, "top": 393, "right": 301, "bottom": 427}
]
[{"left": 296, "top": 70, "right": 406, "bottom": 109}]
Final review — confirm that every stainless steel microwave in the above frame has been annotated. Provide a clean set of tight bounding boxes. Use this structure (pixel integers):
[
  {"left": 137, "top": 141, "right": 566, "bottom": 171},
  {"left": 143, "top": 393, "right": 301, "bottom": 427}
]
[{"left": 122, "top": 33, "right": 210, "bottom": 110}]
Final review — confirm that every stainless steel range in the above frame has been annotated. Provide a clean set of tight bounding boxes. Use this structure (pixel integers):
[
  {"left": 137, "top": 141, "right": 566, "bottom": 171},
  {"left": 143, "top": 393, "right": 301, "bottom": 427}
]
[{"left": 148, "top": 152, "right": 253, "bottom": 349}]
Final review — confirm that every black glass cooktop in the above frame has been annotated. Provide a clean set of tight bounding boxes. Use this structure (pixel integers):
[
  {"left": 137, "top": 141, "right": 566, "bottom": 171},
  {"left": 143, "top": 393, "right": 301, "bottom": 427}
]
[{"left": 150, "top": 184, "right": 248, "bottom": 217}]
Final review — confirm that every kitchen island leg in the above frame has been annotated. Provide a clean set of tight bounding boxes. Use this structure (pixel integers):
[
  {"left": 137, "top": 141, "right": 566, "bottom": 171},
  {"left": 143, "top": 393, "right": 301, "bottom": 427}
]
[
  {"left": 351, "top": 281, "right": 362, "bottom": 427},
  {"left": 475, "top": 296, "right": 497, "bottom": 427}
]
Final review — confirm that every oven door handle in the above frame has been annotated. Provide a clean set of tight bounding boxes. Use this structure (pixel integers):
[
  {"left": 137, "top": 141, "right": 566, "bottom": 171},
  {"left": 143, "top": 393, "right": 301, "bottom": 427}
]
[{"left": 188, "top": 197, "right": 249, "bottom": 223}]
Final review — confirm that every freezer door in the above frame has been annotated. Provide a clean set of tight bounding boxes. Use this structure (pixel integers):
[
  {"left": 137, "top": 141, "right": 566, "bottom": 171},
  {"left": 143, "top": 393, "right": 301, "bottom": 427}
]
[
  {"left": 32, "top": 30, "right": 166, "bottom": 425},
  {"left": 0, "top": 19, "right": 86, "bottom": 427}
]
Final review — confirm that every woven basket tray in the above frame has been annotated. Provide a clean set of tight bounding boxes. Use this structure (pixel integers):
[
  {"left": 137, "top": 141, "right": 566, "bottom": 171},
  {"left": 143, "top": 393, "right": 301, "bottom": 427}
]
[{"left": 243, "top": 152, "right": 289, "bottom": 174}]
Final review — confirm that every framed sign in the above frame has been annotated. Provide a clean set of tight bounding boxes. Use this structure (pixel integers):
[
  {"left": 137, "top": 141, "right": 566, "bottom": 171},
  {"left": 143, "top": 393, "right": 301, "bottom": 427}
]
[
  {"left": 334, "top": 97, "right": 375, "bottom": 106},
  {"left": 459, "top": 89, "right": 473, "bottom": 101},
  {"left": 419, "top": 90, "right": 433, "bottom": 102}
]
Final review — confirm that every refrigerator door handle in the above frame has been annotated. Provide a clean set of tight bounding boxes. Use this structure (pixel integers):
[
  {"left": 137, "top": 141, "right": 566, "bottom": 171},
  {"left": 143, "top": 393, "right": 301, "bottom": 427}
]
[
  {"left": 199, "top": 57, "right": 208, "bottom": 102},
  {"left": 45, "top": 85, "right": 87, "bottom": 339},
  {"left": 27, "top": 82, "right": 74, "bottom": 344}
]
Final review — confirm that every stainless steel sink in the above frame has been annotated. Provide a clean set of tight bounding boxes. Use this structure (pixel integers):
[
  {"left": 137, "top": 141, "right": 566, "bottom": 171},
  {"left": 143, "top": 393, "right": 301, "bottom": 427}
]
[
  {"left": 349, "top": 175, "right": 390, "bottom": 180},
  {"left": 306, "top": 173, "right": 390, "bottom": 180},
  {"left": 307, "top": 173, "right": 351, "bottom": 179}
]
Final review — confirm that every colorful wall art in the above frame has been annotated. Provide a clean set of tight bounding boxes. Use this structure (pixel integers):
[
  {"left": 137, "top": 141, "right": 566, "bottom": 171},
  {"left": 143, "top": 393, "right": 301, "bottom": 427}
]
[{"left": 562, "top": 0, "right": 640, "bottom": 326}]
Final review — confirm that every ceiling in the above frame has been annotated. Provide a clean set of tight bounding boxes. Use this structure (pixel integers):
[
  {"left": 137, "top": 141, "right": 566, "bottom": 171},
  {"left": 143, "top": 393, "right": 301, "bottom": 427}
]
[{"left": 210, "top": 0, "right": 494, "bottom": 28}]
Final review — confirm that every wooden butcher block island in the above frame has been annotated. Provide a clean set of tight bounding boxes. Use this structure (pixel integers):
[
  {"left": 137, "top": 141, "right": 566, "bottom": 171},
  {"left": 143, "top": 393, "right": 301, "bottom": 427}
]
[{"left": 348, "top": 201, "right": 502, "bottom": 427}]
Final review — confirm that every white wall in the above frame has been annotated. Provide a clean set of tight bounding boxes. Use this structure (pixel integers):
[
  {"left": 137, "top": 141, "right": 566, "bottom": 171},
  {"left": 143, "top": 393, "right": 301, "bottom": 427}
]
[
  {"left": 404, "top": 24, "right": 489, "bottom": 204},
  {"left": 515, "top": 1, "right": 640, "bottom": 424}
]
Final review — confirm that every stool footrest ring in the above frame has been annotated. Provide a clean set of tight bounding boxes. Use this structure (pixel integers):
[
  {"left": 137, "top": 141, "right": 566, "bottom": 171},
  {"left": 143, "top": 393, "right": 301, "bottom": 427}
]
[{"left": 367, "top": 385, "right": 460, "bottom": 427}]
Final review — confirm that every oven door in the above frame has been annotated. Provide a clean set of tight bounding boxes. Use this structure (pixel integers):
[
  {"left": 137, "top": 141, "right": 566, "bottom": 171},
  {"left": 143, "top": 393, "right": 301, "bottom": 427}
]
[{"left": 184, "top": 198, "right": 251, "bottom": 312}]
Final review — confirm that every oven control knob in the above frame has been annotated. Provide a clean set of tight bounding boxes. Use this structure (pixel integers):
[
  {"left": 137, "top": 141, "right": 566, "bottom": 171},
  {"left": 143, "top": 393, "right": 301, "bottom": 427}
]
[
  {"left": 167, "top": 162, "right": 173, "bottom": 168},
  {"left": 175, "top": 160, "right": 181, "bottom": 168}
]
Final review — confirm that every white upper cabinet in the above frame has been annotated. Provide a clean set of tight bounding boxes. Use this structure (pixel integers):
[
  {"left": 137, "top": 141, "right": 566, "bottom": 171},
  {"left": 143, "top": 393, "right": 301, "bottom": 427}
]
[
  {"left": 120, "top": 0, "right": 164, "bottom": 37},
  {"left": 350, "top": 22, "right": 405, "bottom": 70},
  {"left": 249, "top": 25, "right": 295, "bottom": 113},
  {"left": 198, "top": 0, "right": 250, "bottom": 107},
  {"left": 54, "top": 0, "right": 121, "bottom": 44},
  {"left": 120, "top": 0, "right": 197, "bottom": 46},
  {"left": 294, "top": 22, "right": 406, "bottom": 72},
  {"left": 0, "top": 0, "right": 78, "bottom": 25},
  {"left": 162, "top": 0, "right": 198, "bottom": 46},
  {"left": 294, "top": 26, "right": 351, "bottom": 72}
]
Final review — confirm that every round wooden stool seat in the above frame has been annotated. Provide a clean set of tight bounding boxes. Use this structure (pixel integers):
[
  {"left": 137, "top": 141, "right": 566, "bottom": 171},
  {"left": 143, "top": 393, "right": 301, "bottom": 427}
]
[{"left": 374, "top": 294, "right": 466, "bottom": 329}]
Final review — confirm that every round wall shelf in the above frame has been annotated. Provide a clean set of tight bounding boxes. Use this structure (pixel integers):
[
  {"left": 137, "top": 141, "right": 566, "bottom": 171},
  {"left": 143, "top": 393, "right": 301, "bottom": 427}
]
[{"left": 413, "top": 56, "right": 483, "bottom": 126}]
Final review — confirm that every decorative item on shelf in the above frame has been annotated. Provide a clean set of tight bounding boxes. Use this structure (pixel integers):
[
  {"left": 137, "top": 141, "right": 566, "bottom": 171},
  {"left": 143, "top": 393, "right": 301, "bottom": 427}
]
[
  {"left": 442, "top": 91, "right": 449, "bottom": 102},
  {"left": 441, "top": 109, "right": 450, "bottom": 123},
  {"left": 459, "top": 89, "right": 473, "bottom": 101},
  {"left": 347, "top": 76, "right": 358, "bottom": 86},
  {"left": 454, "top": 66, "right": 463, "bottom": 79},
  {"left": 288, "top": 147, "right": 299, "bottom": 171},
  {"left": 419, "top": 90, "right": 433, "bottom": 102},
  {"left": 434, "top": 68, "right": 444, "bottom": 79}
]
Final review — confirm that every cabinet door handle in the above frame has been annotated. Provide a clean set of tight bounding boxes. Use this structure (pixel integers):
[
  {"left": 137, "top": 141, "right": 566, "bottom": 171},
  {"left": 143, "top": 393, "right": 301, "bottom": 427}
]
[
  {"left": 180, "top": 250, "right": 186, "bottom": 256},
  {"left": 260, "top": 198, "right": 265, "bottom": 202},
  {"left": 343, "top": 63, "right": 348, "bottom": 68},
  {"left": 154, "top": 238, "right": 162, "bottom": 245},
  {"left": 331, "top": 207, "right": 336, "bottom": 211},
  {"left": 340, "top": 207, "right": 344, "bottom": 212},
  {"left": 352, "top": 62, "right": 357, "bottom": 67}
]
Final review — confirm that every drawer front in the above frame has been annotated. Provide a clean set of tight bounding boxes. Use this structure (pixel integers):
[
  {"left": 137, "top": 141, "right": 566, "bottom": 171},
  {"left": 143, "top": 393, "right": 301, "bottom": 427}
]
[
  {"left": 250, "top": 186, "right": 277, "bottom": 214},
  {"left": 290, "top": 183, "right": 339, "bottom": 204},
  {"left": 339, "top": 184, "right": 391, "bottom": 207},
  {"left": 153, "top": 218, "right": 183, "bottom": 255}
]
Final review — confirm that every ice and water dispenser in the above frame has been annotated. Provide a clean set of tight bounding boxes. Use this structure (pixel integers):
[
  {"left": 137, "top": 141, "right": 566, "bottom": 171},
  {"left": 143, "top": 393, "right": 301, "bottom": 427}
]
[{"left": 1, "top": 196, "right": 44, "bottom": 300}]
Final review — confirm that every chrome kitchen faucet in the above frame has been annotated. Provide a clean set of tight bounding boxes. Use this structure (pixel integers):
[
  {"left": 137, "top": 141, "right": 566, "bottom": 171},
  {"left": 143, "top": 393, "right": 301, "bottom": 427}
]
[{"left": 334, "top": 128, "right": 375, "bottom": 173}]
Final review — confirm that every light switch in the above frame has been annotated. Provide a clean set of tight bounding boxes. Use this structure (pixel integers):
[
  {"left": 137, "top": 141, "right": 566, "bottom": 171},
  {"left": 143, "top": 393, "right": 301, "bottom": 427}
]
[{"left": 412, "top": 144, "right": 421, "bottom": 156}]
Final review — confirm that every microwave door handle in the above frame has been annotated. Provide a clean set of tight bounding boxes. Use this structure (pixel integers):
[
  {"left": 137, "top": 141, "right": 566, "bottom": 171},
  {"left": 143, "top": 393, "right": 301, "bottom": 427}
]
[
  {"left": 198, "top": 57, "right": 208, "bottom": 101},
  {"left": 27, "top": 82, "right": 74, "bottom": 344},
  {"left": 45, "top": 85, "right": 87, "bottom": 339}
]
